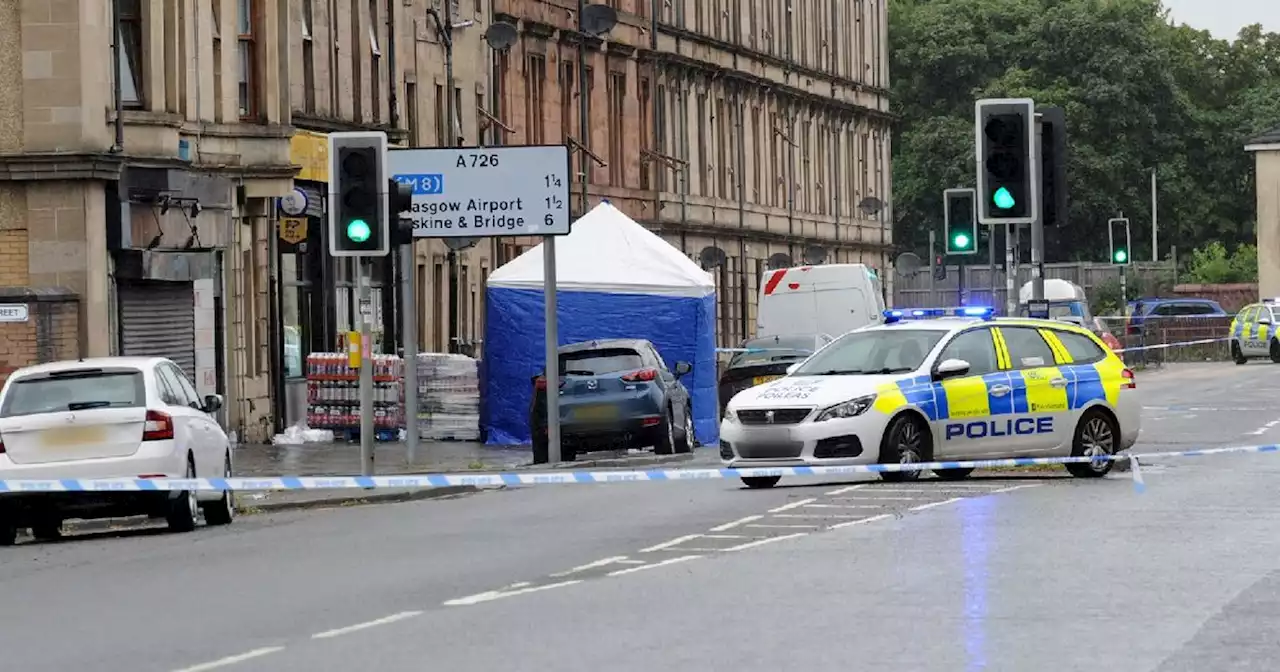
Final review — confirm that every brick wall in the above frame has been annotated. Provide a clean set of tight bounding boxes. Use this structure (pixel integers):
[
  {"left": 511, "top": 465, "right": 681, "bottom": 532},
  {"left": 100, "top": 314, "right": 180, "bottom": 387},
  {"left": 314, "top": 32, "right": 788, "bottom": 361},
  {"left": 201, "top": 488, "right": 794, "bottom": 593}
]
[{"left": 0, "top": 288, "right": 80, "bottom": 388}]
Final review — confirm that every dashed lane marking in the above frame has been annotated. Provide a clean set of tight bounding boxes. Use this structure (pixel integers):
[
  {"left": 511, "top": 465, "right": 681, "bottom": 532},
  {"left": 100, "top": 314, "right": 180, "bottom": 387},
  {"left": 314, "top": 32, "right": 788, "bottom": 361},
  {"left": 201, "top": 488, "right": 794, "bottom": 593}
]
[
  {"left": 722, "top": 533, "right": 809, "bottom": 552},
  {"left": 1248, "top": 419, "right": 1280, "bottom": 436},
  {"left": 607, "top": 555, "right": 702, "bottom": 577},
  {"left": 829, "top": 513, "right": 894, "bottom": 530},
  {"left": 769, "top": 498, "right": 817, "bottom": 513},
  {"left": 441, "top": 477, "right": 1052, "bottom": 608},
  {"left": 172, "top": 647, "right": 285, "bottom": 672},
  {"left": 310, "top": 612, "right": 422, "bottom": 640},
  {"left": 639, "top": 534, "right": 704, "bottom": 553},
  {"left": 708, "top": 515, "right": 763, "bottom": 532},
  {"left": 907, "top": 497, "right": 965, "bottom": 512},
  {"left": 444, "top": 580, "right": 584, "bottom": 607}
]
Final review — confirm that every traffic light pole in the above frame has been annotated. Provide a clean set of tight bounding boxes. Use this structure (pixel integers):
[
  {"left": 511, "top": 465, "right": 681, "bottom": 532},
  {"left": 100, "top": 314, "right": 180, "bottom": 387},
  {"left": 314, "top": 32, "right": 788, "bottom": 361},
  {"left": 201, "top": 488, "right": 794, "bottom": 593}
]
[
  {"left": 1030, "top": 116, "right": 1046, "bottom": 302},
  {"left": 928, "top": 229, "right": 936, "bottom": 297},
  {"left": 1005, "top": 224, "right": 1017, "bottom": 316},
  {"left": 359, "top": 259, "right": 375, "bottom": 476},
  {"left": 401, "top": 238, "right": 420, "bottom": 464}
]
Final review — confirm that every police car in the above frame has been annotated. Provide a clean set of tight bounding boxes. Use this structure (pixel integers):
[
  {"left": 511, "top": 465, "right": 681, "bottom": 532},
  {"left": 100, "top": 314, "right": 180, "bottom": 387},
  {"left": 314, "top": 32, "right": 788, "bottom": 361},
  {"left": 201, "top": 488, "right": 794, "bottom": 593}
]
[
  {"left": 719, "top": 307, "right": 1142, "bottom": 488},
  {"left": 1230, "top": 299, "right": 1280, "bottom": 364}
]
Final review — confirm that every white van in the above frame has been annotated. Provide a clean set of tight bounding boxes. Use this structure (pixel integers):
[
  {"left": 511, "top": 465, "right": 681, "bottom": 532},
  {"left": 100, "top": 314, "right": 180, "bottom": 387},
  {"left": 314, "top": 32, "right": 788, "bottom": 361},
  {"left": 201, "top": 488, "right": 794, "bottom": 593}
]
[
  {"left": 1016, "top": 278, "right": 1092, "bottom": 326},
  {"left": 756, "top": 264, "right": 886, "bottom": 338}
]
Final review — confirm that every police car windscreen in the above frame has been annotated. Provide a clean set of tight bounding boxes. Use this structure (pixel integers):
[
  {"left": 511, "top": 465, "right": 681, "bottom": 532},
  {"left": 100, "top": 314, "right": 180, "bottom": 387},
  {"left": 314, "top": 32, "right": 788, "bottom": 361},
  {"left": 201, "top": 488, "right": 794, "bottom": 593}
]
[
  {"left": 792, "top": 330, "right": 944, "bottom": 376},
  {"left": 728, "top": 335, "right": 818, "bottom": 368}
]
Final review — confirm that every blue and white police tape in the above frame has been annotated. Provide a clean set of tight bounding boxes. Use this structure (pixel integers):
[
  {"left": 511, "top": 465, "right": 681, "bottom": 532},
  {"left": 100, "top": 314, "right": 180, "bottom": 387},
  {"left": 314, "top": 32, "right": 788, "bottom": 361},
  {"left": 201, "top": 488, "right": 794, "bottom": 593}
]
[
  {"left": 0, "top": 443, "right": 1275, "bottom": 494},
  {"left": 1112, "top": 336, "right": 1231, "bottom": 354}
]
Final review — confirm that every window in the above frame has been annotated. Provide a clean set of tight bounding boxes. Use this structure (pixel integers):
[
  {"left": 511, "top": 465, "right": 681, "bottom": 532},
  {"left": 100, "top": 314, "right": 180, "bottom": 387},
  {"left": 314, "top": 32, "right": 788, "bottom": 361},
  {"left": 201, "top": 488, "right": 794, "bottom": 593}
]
[
  {"left": 302, "top": 0, "right": 316, "bottom": 114},
  {"left": 583, "top": 66, "right": 594, "bottom": 147},
  {"left": 560, "top": 60, "right": 575, "bottom": 141},
  {"left": 998, "top": 327, "right": 1056, "bottom": 370},
  {"left": 751, "top": 107, "right": 761, "bottom": 201},
  {"left": 1174, "top": 303, "right": 1217, "bottom": 316},
  {"left": 696, "top": 94, "right": 708, "bottom": 195},
  {"left": 716, "top": 98, "right": 727, "bottom": 198},
  {"left": 728, "top": 335, "right": 821, "bottom": 369},
  {"left": 212, "top": 0, "right": 224, "bottom": 121},
  {"left": 118, "top": 0, "right": 144, "bottom": 108},
  {"left": 492, "top": 51, "right": 510, "bottom": 144},
  {"left": 406, "top": 82, "right": 419, "bottom": 145},
  {"left": 435, "top": 84, "right": 446, "bottom": 145},
  {"left": 608, "top": 71, "right": 626, "bottom": 186},
  {"left": 639, "top": 77, "right": 650, "bottom": 190},
  {"left": 1, "top": 369, "right": 145, "bottom": 417},
  {"left": 559, "top": 349, "right": 644, "bottom": 376},
  {"left": 453, "top": 86, "right": 463, "bottom": 143},
  {"left": 1053, "top": 331, "right": 1107, "bottom": 364},
  {"left": 526, "top": 55, "right": 546, "bottom": 144},
  {"left": 159, "top": 365, "right": 201, "bottom": 407},
  {"left": 939, "top": 328, "right": 999, "bottom": 377},
  {"left": 237, "top": 0, "right": 258, "bottom": 119},
  {"left": 794, "top": 329, "right": 945, "bottom": 376}
]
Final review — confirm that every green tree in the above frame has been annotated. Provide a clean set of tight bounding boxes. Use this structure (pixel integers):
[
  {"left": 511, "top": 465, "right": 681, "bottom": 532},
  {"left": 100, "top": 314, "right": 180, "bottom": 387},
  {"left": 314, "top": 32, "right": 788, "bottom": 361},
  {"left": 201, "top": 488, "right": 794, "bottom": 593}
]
[
  {"left": 889, "top": 0, "right": 1280, "bottom": 262},
  {"left": 1184, "top": 242, "right": 1258, "bottom": 283}
]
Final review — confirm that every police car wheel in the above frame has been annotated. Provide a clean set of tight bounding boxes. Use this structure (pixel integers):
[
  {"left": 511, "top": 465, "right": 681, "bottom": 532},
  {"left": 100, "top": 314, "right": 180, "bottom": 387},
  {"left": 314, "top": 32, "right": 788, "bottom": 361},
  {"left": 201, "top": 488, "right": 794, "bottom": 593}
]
[
  {"left": 879, "top": 414, "right": 930, "bottom": 482},
  {"left": 1232, "top": 342, "right": 1248, "bottom": 365},
  {"left": 1066, "top": 409, "right": 1117, "bottom": 478},
  {"left": 741, "top": 476, "right": 781, "bottom": 489},
  {"left": 934, "top": 467, "right": 974, "bottom": 480},
  {"left": 1270, "top": 340, "right": 1280, "bottom": 364}
]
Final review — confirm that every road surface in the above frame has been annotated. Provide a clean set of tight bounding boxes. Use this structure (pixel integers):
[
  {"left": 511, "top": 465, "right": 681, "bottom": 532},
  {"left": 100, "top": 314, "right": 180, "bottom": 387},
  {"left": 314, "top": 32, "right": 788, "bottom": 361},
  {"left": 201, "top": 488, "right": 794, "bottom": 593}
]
[{"left": 3, "top": 362, "right": 1280, "bottom": 671}]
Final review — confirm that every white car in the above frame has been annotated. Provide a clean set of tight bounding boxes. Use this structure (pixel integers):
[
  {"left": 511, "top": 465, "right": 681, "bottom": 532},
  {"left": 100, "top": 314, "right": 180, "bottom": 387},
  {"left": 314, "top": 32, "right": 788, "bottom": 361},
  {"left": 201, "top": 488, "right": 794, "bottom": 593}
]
[
  {"left": 0, "top": 357, "right": 234, "bottom": 545},
  {"left": 720, "top": 307, "right": 1142, "bottom": 488}
]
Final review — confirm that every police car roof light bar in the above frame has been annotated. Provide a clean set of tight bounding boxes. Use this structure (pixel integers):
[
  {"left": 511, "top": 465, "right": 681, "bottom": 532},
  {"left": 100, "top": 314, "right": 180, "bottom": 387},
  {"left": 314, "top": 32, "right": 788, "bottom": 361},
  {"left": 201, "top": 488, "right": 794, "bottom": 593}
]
[{"left": 882, "top": 307, "right": 995, "bottom": 324}]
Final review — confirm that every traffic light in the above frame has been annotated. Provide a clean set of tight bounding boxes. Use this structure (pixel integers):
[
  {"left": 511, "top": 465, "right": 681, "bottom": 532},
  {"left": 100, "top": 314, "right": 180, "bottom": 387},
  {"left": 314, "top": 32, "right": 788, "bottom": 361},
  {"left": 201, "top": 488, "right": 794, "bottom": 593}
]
[
  {"left": 975, "top": 98, "right": 1037, "bottom": 225},
  {"left": 944, "top": 188, "right": 977, "bottom": 255},
  {"left": 1038, "top": 106, "right": 1068, "bottom": 227},
  {"left": 388, "top": 179, "right": 415, "bottom": 246},
  {"left": 328, "top": 132, "right": 389, "bottom": 257},
  {"left": 1108, "top": 218, "right": 1130, "bottom": 265}
]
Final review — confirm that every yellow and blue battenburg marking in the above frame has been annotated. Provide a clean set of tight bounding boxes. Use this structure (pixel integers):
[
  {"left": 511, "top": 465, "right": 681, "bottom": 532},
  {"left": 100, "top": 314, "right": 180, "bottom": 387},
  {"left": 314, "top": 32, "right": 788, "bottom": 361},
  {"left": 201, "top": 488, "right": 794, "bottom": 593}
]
[{"left": 882, "top": 306, "right": 995, "bottom": 324}]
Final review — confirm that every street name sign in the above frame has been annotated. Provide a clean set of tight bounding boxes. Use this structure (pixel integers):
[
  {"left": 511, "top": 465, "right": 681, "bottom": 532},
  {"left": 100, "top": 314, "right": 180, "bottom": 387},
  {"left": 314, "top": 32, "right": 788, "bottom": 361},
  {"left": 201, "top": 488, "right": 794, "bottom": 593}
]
[{"left": 388, "top": 145, "right": 572, "bottom": 238}]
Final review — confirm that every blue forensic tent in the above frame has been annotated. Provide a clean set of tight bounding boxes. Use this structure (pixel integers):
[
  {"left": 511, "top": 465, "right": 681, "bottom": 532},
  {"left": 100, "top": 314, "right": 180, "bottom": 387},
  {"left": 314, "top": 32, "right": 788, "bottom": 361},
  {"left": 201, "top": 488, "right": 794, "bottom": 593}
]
[{"left": 483, "top": 203, "right": 719, "bottom": 447}]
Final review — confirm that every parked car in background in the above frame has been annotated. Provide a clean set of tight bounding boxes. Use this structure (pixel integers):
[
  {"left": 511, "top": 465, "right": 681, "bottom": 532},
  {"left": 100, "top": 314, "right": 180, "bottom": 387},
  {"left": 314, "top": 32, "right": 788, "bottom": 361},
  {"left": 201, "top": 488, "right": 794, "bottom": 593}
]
[
  {"left": 1126, "top": 297, "right": 1227, "bottom": 329},
  {"left": 530, "top": 339, "right": 695, "bottom": 464},
  {"left": 0, "top": 358, "right": 234, "bottom": 546},
  {"left": 718, "top": 334, "right": 833, "bottom": 417}
]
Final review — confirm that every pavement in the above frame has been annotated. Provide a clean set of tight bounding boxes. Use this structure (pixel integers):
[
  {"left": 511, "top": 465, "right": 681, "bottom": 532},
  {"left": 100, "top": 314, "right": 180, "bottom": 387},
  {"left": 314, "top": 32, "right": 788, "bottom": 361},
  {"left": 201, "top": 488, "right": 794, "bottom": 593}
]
[{"left": 5, "top": 362, "right": 1280, "bottom": 670}]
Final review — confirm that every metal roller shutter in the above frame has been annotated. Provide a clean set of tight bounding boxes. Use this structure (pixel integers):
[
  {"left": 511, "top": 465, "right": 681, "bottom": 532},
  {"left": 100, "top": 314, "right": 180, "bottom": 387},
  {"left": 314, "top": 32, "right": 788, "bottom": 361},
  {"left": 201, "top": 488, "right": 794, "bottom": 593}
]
[{"left": 117, "top": 281, "right": 197, "bottom": 376}]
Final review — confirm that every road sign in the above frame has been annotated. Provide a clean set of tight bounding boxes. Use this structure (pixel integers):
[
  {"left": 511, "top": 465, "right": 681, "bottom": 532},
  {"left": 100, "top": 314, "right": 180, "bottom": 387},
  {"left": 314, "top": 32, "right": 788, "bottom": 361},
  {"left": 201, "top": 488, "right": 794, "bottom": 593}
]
[
  {"left": 279, "top": 217, "right": 307, "bottom": 244},
  {"left": 387, "top": 145, "right": 572, "bottom": 238}
]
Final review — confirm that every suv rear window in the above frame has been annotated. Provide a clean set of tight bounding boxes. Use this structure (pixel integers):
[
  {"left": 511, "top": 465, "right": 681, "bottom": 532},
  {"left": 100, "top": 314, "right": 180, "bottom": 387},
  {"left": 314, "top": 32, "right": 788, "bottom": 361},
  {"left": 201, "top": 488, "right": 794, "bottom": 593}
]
[
  {"left": 559, "top": 349, "right": 645, "bottom": 376},
  {"left": 0, "top": 369, "right": 145, "bottom": 418}
]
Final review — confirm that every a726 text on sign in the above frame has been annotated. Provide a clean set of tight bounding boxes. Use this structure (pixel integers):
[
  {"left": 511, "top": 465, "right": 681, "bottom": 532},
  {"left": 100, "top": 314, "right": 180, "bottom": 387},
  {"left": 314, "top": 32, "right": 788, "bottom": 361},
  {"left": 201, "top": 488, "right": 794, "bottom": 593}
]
[{"left": 388, "top": 145, "right": 572, "bottom": 238}]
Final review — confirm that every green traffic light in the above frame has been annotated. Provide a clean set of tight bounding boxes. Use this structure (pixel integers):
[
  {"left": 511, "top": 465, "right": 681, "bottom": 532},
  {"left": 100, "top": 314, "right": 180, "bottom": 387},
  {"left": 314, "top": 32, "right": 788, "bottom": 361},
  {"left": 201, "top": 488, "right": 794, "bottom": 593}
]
[
  {"left": 346, "top": 219, "right": 371, "bottom": 243},
  {"left": 992, "top": 187, "right": 1016, "bottom": 210},
  {"left": 1113, "top": 249, "right": 1128, "bottom": 263},
  {"left": 952, "top": 232, "right": 971, "bottom": 250}
]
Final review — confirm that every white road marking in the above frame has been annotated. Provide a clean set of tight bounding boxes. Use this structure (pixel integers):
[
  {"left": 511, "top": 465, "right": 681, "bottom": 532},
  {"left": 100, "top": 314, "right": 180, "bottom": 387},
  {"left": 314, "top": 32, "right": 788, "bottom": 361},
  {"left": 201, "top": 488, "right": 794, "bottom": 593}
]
[
  {"left": 703, "top": 533, "right": 752, "bottom": 539},
  {"left": 1248, "top": 419, "right": 1280, "bottom": 436},
  {"left": 908, "top": 497, "right": 964, "bottom": 512},
  {"left": 503, "top": 581, "right": 532, "bottom": 590},
  {"left": 804, "top": 502, "right": 898, "bottom": 509},
  {"left": 722, "top": 533, "right": 809, "bottom": 552},
  {"left": 172, "top": 647, "right": 286, "bottom": 672},
  {"left": 872, "top": 485, "right": 1005, "bottom": 491},
  {"left": 746, "top": 523, "right": 819, "bottom": 529},
  {"left": 640, "top": 534, "right": 704, "bottom": 553},
  {"left": 774, "top": 512, "right": 869, "bottom": 519},
  {"left": 311, "top": 611, "right": 422, "bottom": 639},
  {"left": 769, "top": 497, "right": 817, "bottom": 513},
  {"left": 990, "top": 484, "right": 1044, "bottom": 494},
  {"left": 824, "top": 484, "right": 869, "bottom": 495},
  {"left": 444, "top": 580, "right": 584, "bottom": 607},
  {"left": 607, "top": 555, "right": 702, "bottom": 576},
  {"left": 829, "top": 514, "right": 893, "bottom": 530},
  {"left": 709, "top": 515, "right": 763, "bottom": 531},
  {"left": 550, "top": 556, "right": 630, "bottom": 577}
]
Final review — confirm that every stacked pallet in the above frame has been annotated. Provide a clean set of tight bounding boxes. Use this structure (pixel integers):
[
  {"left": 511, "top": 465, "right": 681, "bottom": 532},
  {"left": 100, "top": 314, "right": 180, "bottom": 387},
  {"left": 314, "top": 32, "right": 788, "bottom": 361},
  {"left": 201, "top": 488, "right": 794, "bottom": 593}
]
[{"left": 416, "top": 353, "right": 480, "bottom": 441}]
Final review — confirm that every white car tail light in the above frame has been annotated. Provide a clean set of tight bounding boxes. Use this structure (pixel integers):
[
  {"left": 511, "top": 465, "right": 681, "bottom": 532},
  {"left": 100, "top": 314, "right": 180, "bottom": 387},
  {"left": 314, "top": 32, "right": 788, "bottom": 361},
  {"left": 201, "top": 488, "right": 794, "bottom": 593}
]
[{"left": 143, "top": 410, "right": 174, "bottom": 441}]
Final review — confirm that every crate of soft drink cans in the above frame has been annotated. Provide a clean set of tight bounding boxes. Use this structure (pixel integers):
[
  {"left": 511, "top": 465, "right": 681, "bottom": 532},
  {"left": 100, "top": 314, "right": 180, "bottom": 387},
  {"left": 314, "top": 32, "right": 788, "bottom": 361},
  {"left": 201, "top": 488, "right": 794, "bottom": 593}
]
[{"left": 305, "top": 352, "right": 405, "bottom": 432}]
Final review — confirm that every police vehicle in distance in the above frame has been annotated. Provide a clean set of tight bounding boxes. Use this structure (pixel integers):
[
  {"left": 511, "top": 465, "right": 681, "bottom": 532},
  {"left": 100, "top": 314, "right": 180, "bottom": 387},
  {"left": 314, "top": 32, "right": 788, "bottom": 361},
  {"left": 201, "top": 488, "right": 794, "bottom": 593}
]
[
  {"left": 1230, "top": 299, "right": 1280, "bottom": 364},
  {"left": 719, "top": 307, "right": 1142, "bottom": 488}
]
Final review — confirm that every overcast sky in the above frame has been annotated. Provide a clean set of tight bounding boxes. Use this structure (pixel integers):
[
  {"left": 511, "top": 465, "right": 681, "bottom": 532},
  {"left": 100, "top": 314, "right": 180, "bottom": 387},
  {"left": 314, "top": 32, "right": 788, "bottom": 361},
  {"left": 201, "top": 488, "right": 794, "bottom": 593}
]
[{"left": 1163, "top": 0, "right": 1277, "bottom": 39}]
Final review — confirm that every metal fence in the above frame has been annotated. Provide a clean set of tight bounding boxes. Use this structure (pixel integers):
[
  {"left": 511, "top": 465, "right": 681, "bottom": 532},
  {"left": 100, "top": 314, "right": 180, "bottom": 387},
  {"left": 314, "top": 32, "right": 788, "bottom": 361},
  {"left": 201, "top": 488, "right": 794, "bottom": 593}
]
[
  {"left": 895, "top": 261, "right": 1176, "bottom": 310},
  {"left": 1094, "top": 315, "right": 1233, "bottom": 369}
]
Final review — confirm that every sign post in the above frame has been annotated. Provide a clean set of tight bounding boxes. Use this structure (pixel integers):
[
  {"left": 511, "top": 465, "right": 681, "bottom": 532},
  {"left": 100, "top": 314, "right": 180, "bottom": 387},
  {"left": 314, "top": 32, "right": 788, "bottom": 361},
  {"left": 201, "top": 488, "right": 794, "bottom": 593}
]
[{"left": 388, "top": 145, "right": 573, "bottom": 461}]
